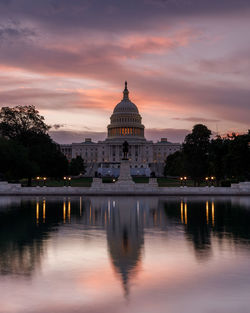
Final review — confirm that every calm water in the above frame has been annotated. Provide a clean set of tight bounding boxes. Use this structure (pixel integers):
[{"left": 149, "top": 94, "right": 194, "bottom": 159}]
[{"left": 0, "top": 196, "right": 250, "bottom": 313}]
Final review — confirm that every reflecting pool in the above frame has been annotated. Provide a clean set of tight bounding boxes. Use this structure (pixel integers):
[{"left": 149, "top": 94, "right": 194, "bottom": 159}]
[{"left": 0, "top": 196, "right": 250, "bottom": 313}]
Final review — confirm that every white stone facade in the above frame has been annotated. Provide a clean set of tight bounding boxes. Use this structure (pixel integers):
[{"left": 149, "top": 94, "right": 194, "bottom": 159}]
[{"left": 60, "top": 82, "right": 181, "bottom": 176}]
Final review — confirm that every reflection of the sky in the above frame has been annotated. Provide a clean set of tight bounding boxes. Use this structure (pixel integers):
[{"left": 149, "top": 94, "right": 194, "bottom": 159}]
[{"left": 0, "top": 196, "right": 250, "bottom": 313}]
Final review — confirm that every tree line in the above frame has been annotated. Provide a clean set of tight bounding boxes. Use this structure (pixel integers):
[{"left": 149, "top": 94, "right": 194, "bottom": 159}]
[
  {"left": 0, "top": 106, "right": 85, "bottom": 185},
  {"left": 164, "top": 124, "right": 250, "bottom": 186}
]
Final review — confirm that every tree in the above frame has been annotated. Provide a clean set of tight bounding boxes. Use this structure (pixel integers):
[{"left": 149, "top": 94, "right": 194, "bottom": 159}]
[
  {"left": 183, "top": 124, "right": 212, "bottom": 186},
  {"left": 0, "top": 137, "right": 38, "bottom": 181},
  {"left": 209, "top": 136, "right": 229, "bottom": 185},
  {"left": 0, "top": 105, "right": 49, "bottom": 141},
  {"left": 224, "top": 131, "right": 250, "bottom": 180},
  {"left": 0, "top": 105, "right": 68, "bottom": 184},
  {"left": 69, "top": 156, "right": 85, "bottom": 176},
  {"left": 164, "top": 151, "right": 185, "bottom": 177}
]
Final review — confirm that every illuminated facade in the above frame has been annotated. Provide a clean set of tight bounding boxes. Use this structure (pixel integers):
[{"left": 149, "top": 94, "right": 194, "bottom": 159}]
[{"left": 60, "top": 82, "right": 181, "bottom": 176}]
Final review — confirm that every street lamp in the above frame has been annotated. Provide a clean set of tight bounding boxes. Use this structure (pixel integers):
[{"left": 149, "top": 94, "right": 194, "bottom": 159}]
[
  {"left": 63, "top": 176, "right": 67, "bottom": 186},
  {"left": 180, "top": 177, "right": 184, "bottom": 186},
  {"left": 68, "top": 177, "right": 71, "bottom": 186},
  {"left": 43, "top": 177, "right": 47, "bottom": 187},
  {"left": 36, "top": 176, "right": 40, "bottom": 186},
  {"left": 205, "top": 176, "right": 216, "bottom": 187}
]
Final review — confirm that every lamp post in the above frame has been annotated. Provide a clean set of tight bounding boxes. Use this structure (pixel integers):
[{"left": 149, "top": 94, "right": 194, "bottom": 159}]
[
  {"left": 36, "top": 176, "right": 40, "bottom": 187},
  {"left": 205, "top": 176, "right": 216, "bottom": 187},
  {"left": 180, "top": 177, "right": 183, "bottom": 186},
  {"left": 183, "top": 176, "right": 187, "bottom": 186},
  {"left": 43, "top": 177, "right": 47, "bottom": 187},
  {"left": 68, "top": 177, "right": 71, "bottom": 186},
  {"left": 63, "top": 176, "right": 67, "bottom": 186}
]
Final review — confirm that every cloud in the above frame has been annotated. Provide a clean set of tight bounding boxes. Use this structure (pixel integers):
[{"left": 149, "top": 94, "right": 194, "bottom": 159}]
[
  {"left": 50, "top": 127, "right": 189, "bottom": 144},
  {"left": 0, "top": 22, "right": 35, "bottom": 42},
  {"left": 0, "top": 0, "right": 249, "bottom": 136},
  {"left": 50, "top": 130, "right": 107, "bottom": 144},
  {"left": 199, "top": 49, "right": 250, "bottom": 76},
  {"left": 145, "top": 128, "right": 189, "bottom": 143},
  {"left": 0, "top": 1, "right": 249, "bottom": 35},
  {"left": 51, "top": 124, "right": 65, "bottom": 130},
  {"left": 172, "top": 117, "right": 220, "bottom": 123}
]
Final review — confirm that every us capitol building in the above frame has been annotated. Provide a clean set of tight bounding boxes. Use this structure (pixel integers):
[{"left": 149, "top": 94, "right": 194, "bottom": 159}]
[{"left": 60, "top": 82, "right": 180, "bottom": 176}]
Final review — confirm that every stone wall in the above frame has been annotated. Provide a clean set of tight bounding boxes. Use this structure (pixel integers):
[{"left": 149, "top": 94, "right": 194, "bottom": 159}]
[{"left": 0, "top": 181, "right": 250, "bottom": 196}]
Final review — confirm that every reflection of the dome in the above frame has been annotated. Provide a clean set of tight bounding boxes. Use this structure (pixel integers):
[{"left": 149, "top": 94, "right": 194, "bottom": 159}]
[{"left": 106, "top": 198, "right": 145, "bottom": 297}]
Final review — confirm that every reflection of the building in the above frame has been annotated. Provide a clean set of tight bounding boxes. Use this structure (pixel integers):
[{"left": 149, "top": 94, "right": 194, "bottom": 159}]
[{"left": 1, "top": 196, "right": 250, "bottom": 287}]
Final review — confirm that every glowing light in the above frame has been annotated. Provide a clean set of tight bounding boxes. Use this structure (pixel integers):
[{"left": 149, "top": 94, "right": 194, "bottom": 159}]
[
  {"left": 36, "top": 200, "right": 39, "bottom": 224},
  {"left": 184, "top": 202, "right": 187, "bottom": 225},
  {"left": 68, "top": 199, "right": 71, "bottom": 222},
  {"left": 63, "top": 200, "right": 66, "bottom": 223},
  {"left": 212, "top": 201, "right": 215, "bottom": 226},
  {"left": 180, "top": 201, "right": 184, "bottom": 224},
  {"left": 43, "top": 199, "right": 46, "bottom": 222},
  {"left": 206, "top": 201, "right": 209, "bottom": 224}
]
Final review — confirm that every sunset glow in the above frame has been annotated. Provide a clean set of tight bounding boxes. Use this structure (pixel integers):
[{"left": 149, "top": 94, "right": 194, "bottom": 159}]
[{"left": 0, "top": 1, "right": 249, "bottom": 143}]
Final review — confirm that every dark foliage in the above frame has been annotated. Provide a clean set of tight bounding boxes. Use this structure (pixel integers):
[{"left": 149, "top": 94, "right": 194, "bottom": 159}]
[
  {"left": 0, "top": 106, "right": 68, "bottom": 183},
  {"left": 164, "top": 126, "right": 250, "bottom": 185},
  {"left": 69, "top": 156, "right": 85, "bottom": 176},
  {"left": 164, "top": 151, "right": 185, "bottom": 177},
  {"left": 182, "top": 124, "right": 211, "bottom": 186}
]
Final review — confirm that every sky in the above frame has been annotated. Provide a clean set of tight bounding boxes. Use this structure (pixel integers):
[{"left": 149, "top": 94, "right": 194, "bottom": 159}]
[{"left": 0, "top": 0, "right": 249, "bottom": 143}]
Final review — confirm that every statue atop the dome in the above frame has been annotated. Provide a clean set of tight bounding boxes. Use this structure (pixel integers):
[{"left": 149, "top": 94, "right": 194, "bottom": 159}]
[
  {"left": 122, "top": 140, "right": 129, "bottom": 160},
  {"left": 123, "top": 81, "right": 129, "bottom": 100}
]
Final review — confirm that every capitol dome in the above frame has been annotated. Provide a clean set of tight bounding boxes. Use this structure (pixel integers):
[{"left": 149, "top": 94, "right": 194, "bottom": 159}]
[{"left": 107, "top": 82, "right": 145, "bottom": 139}]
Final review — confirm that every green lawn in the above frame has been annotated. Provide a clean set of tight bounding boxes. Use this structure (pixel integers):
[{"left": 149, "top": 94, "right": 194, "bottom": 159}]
[
  {"left": 21, "top": 177, "right": 93, "bottom": 187},
  {"left": 133, "top": 177, "right": 149, "bottom": 183},
  {"left": 19, "top": 176, "right": 216, "bottom": 187},
  {"left": 157, "top": 177, "right": 210, "bottom": 187}
]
